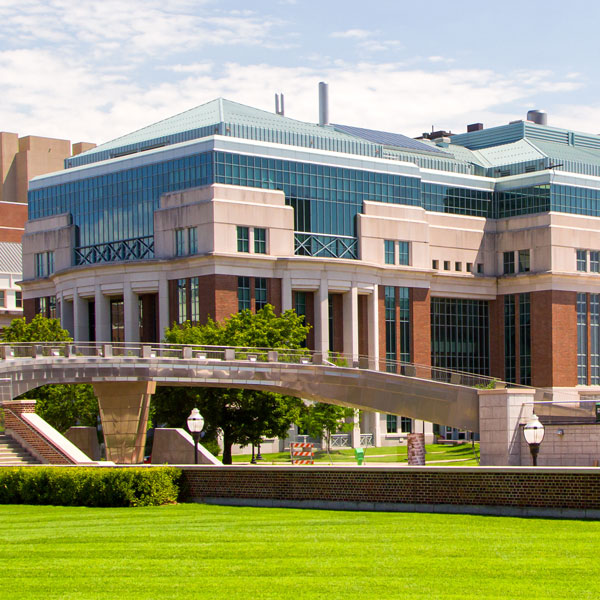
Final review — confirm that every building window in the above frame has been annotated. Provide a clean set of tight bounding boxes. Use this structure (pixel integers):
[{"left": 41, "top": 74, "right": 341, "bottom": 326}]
[
  {"left": 398, "top": 241, "right": 409, "bottom": 265},
  {"left": 386, "top": 414, "right": 397, "bottom": 433},
  {"left": 577, "top": 249, "right": 588, "bottom": 272},
  {"left": 518, "top": 249, "right": 530, "bottom": 273},
  {"left": 443, "top": 261, "right": 450, "bottom": 271},
  {"left": 384, "top": 240, "right": 395, "bottom": 265},
  {"left": 400, "top": 417, "right": 412, "bottom": 433},
  {"left": 519, "top": 293, "right": 531, "bottom": 385},
  {"left": 431, "top": 298, "right": 489, "bottom": 377},
  {"left": 237, "top": 226, "right": 249, "bottom": 253},
  {"left": 477, "top": 263, "right": 483, "bottom": 274},
  {"left": 188, "top": 227, "right": 198, "bottom": 255},
  {"left": 238, "top": 276, "right": 251, "bottom": 311},
  {"left": 591, "top": 251, "right": 600, "bottom": 273},
  {"left": 254, "top": 228, "right": 267, "bottom": 254},
  {"left": 35, "top": 251, "right": 54, "bottom": 278},
  {"left": 466, "top": 263, "right": 472, "bottom": 273},
  {"left": 175, "top": 227, "right": 197, "bottom": 256},
  {"left": 385, "top": 286, "right": 396, "bottom": 372},
  {"left": 455, "top": 262, "right": 462, "bottom": 271},
  {"left": 577, "top": 293, "right": 588, "bottom": 384},
  {"left": 295, "top": 291, "right": 306, "bottom": 317},
  {"left": 432, "top": 260, "right": 439, "bottom": 270},
  {"left": 177, "top": 279, "right": 188, "bottom": 323},
  {"left": 190, "top": 277, "right": 200, "bottom": 322},
  {"left": 503, "top": 251, "right": 515, "bottom": 275},
  {"left": 0, "top": 291, "right": 5, "bottom": 307},
  {"left": 110, "top": 299, "right": 124, "bottom": 343},
  {"left": 15, "top": 291, "right": 22, "bottom": 308},
  {"left": 255, "top": 278, "right": 267, "bottom": 311},
  {"left": 175, "top": 229, "right": 185, "bottom": 256}
]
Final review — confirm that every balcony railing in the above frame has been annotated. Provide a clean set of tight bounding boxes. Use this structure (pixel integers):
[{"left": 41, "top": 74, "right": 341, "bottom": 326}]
[
  {"left": 294, "top": 233, "right": 358, "bottom": 259},
  {"left": 74, "top": 235, "right": 154, "bottom": 265}
]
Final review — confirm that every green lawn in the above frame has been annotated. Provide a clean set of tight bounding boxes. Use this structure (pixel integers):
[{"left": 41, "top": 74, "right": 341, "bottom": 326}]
[
  {"left": 232, "top": 442, "right": 480, "bottom": 465},
  {"left": 0, "top": 504, "right": 598, "bottom": 599}
]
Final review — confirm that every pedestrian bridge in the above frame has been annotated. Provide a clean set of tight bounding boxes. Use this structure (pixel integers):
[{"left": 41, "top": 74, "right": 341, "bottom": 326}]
[{"left": 0, "top": 342, "right": 491, "bottom": 463}]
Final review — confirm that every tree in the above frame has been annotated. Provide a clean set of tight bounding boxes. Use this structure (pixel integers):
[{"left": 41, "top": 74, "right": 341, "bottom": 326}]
[
  {"left": 299, "top": 402, "right": 355, "bottom": 453},
  {"left": 158, "top": 304, "right": 310, "bottom": 464},
  {"left": 1, "top": 315, "right": 98, "bottom": 433}
]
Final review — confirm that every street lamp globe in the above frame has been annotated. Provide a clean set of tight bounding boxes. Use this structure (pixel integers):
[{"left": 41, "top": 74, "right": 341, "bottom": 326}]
[
  {"left": 187, "top": 408, "right": 204, "bottom": 465},
  {"left": 523, "top": 414, "right": 545, "bottom": 466}
]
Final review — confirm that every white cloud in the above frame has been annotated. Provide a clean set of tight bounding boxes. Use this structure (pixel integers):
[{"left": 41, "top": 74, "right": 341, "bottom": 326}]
[{"left": 331, "top": 29, "right": 373, "bottom": 39}]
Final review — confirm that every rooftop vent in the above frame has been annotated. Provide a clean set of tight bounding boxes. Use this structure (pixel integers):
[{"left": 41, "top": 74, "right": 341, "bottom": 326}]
[
  {"left": 527, "top": 109, "right": 547, "bottom": 126},
  {"left": 275, "top": 93, "right": 285, "bottom": 116},
  {"left": 467, "top": 123, "right": 484, "bottom": 132},
  {"left": 319, "top": 82, "right": 329, "bottom": 126}
]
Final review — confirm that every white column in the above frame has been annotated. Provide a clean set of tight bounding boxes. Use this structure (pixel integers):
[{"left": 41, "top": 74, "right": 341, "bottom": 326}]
[
  {"left": 158, "top": 273, "right": 169, "bottom": 340},
  {"left": 314, "top": 276, "right": 329, "bottom": 355},
  {"left": 123, "top": 281, "right": 139, "bottom": 343},
  {"left": 73, "top": 291, "right": 89, "bottom": 341},
  {"left": 95, "top": 288, "right": 111, "bottom": 342},
  {"left": 367, "top": 284, "right": 380, "bottom": 370},
  {"left": 351, "top": 409, "right": 361, "bottom": 448},
  {"left": 61, "top": 296, "right": 74, "bottom": 338},
  {"left": 373, "top": 412, "right": 382, "bottom": 447},
  {"left": 342, "top": 282, "right": 359, "bottom": 365},
  {"left": 282, "top": 273, "right": 292, "bottom": 312}
]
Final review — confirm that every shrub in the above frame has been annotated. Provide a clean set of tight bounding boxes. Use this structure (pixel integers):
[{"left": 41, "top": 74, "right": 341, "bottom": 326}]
[{"left": 0, "top": 467, "right": 182, "bottom": 507}]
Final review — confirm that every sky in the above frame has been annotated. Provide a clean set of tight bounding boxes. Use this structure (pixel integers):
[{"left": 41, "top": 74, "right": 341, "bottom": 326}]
[{"left": 2, "top": 0, "right": 600, "bottom": 146}]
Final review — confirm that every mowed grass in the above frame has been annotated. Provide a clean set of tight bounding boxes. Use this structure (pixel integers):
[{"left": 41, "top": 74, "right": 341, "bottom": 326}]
[
  {"left": 1, "top": 503, "right": 599, "bottom": 600},
  {"left": 232, "top": 442, "right": 480, "bottom": 465}
]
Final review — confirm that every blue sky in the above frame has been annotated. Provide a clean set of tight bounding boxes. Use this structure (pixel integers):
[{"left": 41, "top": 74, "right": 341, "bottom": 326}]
[{"left": 1, "top": 0, "right": 599, "bottom": 145}]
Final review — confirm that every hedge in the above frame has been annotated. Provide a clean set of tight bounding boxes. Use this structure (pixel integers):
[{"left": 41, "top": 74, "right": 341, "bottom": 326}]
[{"left": 0, "top": 467, "right": 182, "bottom": 507}]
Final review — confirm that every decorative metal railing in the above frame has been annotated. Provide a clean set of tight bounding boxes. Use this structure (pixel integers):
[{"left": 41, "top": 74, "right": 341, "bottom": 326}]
[
  {"left": 360, "top": 433, "right": 374, "bottom": 447},
  {"left": 294, "top": 232, "right": 358, "bottom": 259},
  {"left": 74, "top": 235, "right": 155, "bottom": 265}
]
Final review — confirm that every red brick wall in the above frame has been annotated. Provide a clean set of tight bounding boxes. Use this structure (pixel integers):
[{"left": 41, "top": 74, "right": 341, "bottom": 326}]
[
  {"left": 489, "top": 298, "right": 504, "bottom": 380},
  {"left": 268, "top": 278, "right": 282, "bottom": 314},
  {"left": 181, "top": 467, "right": 600, "bottom": 512},
  {"left": 331, "top": 293, "right": 344, "bottom": 354},
  {"left": 3, "top": 401, "right": 73, "bottom": 465},
  {"left": 531, "top": 290, "right": 577, "bottom": 387},
  {"left": 23, "top": 298, "right": 36, "bottom": 322},
  {"left": 378, "top": 286, "right": 386, "bottom": 371},
  {"left": 410, "top": 288, "right": 430, "bottom": 366},
  {"left": 358, "top": 295, "right": 368, "bottom": 357}
]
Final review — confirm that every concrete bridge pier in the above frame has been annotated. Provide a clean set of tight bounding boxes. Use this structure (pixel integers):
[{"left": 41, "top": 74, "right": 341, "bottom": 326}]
[{"left": 92, "top": 381, "right": 156, "bottom": 464}]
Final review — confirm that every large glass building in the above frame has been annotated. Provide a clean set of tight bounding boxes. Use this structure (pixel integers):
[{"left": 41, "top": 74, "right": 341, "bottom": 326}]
[{"left": 21, "top": 97, "right": 600, "bottom": 445}]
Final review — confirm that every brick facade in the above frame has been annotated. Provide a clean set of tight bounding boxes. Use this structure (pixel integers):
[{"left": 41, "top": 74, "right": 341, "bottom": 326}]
[
  {"left": 410, "top": 288, "right": 430, "bottom": 366},
  {"left": 531, "top": 290, "right": 578, "bottom": 387},
  {"left": 2, "top": 400, "right": 73, "bottom": 465},
  {"left": 181, "top": 466, "right": 600, "bottom": 515}
]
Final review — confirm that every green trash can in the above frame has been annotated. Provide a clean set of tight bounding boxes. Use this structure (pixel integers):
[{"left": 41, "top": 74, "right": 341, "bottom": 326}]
[{"left": 354, "top": 447, "right": 365, "bottom": 465}]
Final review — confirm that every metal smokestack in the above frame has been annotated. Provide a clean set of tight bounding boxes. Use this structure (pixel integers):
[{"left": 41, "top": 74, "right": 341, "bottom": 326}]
[
  {"left": 527, "top": 109, "right": 547, "bottom": 126},
  {"left": 319, "top": 82, "right": 329, "bottom": 126},
  {"left": 275, "top": 93, "right": 285, "bottom": 116}
]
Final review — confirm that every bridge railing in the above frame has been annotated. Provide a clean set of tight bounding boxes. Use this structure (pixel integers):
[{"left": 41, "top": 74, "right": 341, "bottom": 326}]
[{"left": 0, "top": 342, "right": 518, "bottom": 391}]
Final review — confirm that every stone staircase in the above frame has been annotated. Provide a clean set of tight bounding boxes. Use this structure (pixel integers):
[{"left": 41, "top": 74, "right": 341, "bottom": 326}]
[{"left": 0, "top": 433, "right": 41, "bottom": 465}]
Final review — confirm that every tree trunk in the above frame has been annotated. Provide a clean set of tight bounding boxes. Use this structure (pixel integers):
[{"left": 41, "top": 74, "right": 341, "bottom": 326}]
[{"left": 222, "top": 430, "right": 234, "bottom": 465}]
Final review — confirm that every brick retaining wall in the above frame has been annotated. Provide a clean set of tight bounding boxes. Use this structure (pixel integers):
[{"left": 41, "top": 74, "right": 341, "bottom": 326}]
[{"left": 181, "top": 466, "right": 600, "bottom": 518}]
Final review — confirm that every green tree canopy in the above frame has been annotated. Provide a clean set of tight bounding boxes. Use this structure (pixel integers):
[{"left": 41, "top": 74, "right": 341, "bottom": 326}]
[
  {"left": 299, "top": 402, "right": 355, "bottom": 453},
  {"left": 1, "top": 315, "right": 98, "bottom": 433},
  {"left": 155, "top": 305, "right": 310, "bottom": 464}
]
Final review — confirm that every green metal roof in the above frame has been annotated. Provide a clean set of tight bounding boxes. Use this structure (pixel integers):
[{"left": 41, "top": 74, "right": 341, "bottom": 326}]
[{"left": 67, "top": 98, "right": 380, "bottom": 168}]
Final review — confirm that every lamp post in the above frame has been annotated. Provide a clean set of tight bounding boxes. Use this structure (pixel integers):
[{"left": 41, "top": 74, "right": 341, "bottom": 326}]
[
  {"left": 187, "top": 408, "right": 204, "bottom": 465},
  {"left": 523, "top": 414, "right": 545, "bottom": 466}
]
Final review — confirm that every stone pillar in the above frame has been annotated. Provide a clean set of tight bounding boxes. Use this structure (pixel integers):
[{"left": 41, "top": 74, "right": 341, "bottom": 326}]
[
  {"left": 282, "top": 273, "right": 292, "bottom": 312},
  {"left": 61, "top": 298, "right": 74, "bottom": 338},
  {"left": 95, "top": 289, "right": 111, "bottom": 342},
  {"left": 478, "top": 388, "right": 535, "bottom": 466},
  {"left": 367, "top": 284, "right": 379, "bottom": 370},
  {"left": 73, "top": 292, "right": 89, "bottom": 342},
  {"left": 314, "top": 277, "right": 329, "bottom": 356},
  {"left": 93, "top": 381, "right": 157, "bottom": 464},
  {"left": 158, "top": 274, "right": 169, "bottom": 341},
  {"left": 123, "top": 282, "right": 139, "bottom": 343},
  {"left": 407, "top": 433, "right": 425, "bottom": 465},
  {"left": 343, "top": 282, "right": 359, "bottom": 366},
  {"left": 372, "top": 411, "right": 382, "bottom": 447}
]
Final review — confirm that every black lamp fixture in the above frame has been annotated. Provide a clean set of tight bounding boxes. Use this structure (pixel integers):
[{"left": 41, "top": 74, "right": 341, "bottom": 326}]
[
  {"left": 187, "top": 408, "right": 204, "bottom": 465},
  {"left": 523, "top": 414, "right": 545, "bottom": 466}
]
